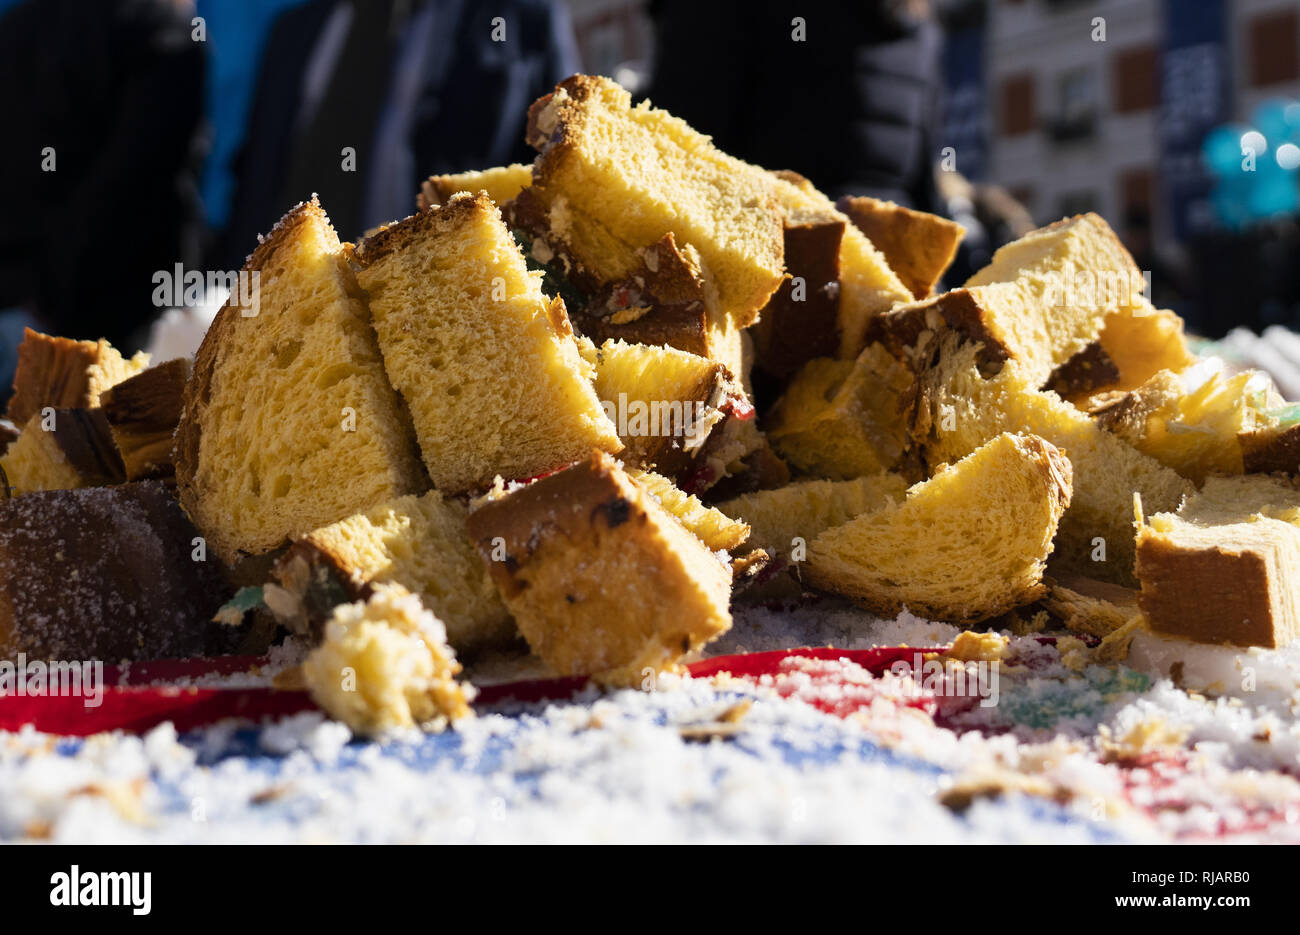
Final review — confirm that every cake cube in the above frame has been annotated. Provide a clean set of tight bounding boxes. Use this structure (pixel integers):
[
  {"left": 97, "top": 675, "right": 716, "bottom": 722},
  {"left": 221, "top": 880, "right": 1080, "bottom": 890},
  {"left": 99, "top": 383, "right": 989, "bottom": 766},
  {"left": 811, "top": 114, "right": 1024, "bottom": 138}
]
[
  {"left": 417, "top": 163, "right": 533, "bottom": 212},
  {"left": 466, "top": 451, "right": 732, "bottom": 685},
  {"left": 583, "top": 337, "right": 738, "bottom": 478},
  {"left": 769, "top": 171, "right": 913, "bottom": 359},
  {"left": 0, "top": 408, "right": 125, "bottom": 495},
  {"left": 1137, "top": 474, "right": 1300, "bottom": 648},
  {"left": 767, "top": 343, "right": 914, "bottom": 480}
]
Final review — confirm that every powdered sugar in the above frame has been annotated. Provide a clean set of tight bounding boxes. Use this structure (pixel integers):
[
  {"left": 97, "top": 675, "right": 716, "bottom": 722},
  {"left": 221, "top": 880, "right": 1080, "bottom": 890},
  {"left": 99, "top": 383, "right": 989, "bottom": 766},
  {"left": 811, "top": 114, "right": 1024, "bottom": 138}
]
[{"left": 6, "top": 601, "right": 1300, "bottom": 841}]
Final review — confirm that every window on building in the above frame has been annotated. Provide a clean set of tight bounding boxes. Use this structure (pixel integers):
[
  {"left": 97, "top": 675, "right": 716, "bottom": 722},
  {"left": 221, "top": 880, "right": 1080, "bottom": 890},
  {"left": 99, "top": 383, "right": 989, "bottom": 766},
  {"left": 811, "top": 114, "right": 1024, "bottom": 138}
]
[
  {"left": 1000, "top": 73, "right": 1036, "bottom": 136},
  {"left": 1249, "top": 9, "right": 1299, "bottom": 87},
  {"left": 1120, "top": 168, "right": 1153, "bottom": 217},
  {"left": 1048, "top": 67, "right": 1098, "bottom": 141},
  {"left": 1114, "top": 45, "right": 1158, "bottom": 112}
]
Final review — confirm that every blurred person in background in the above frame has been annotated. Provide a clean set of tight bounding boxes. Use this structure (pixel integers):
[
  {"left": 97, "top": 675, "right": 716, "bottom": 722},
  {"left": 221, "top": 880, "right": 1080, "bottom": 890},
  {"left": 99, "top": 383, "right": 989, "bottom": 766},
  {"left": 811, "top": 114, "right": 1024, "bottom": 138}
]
[
  {"left": 1121, "top": 205, "right": 1192, "bottom": 316},
  {"left": 936, "top": 169, "right": 1034, "bottom": 286},
  {"left": 0, "top": 0, "right": 205, "bottom": 402},
  {"left": 214, "top": 0, "right": 579, "bottom": 269},
  {"left": 645, "top": 0, "right": 944, "bottom": 213}
]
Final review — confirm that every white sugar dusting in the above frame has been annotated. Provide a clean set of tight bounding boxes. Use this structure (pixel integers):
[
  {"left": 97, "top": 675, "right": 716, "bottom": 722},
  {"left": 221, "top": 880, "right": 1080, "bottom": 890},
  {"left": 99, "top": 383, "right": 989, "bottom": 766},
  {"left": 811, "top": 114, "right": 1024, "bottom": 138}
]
[{"left": 7, "top": 597, "right": 1300, "bottom": 841}]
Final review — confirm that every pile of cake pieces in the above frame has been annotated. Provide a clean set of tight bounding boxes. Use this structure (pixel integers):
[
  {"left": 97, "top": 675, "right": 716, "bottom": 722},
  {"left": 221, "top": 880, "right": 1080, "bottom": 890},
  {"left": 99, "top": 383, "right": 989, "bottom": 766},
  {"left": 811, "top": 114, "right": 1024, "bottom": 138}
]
[{"left": 5, "top": 74, "right": 1300, "bottom": 737}]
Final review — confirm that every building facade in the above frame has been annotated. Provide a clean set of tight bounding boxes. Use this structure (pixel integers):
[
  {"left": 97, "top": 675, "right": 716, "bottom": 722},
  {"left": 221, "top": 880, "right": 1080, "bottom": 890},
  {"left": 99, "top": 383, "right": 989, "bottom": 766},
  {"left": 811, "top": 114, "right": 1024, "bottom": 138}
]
[{"left": 967, "top": 0, "right": 1300, "bottom": 245}]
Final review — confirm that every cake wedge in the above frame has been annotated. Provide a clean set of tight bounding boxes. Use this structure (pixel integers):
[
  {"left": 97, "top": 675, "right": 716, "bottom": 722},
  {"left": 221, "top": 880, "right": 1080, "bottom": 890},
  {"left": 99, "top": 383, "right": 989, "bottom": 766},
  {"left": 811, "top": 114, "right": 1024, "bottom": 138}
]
[
  {"left": 174, "top": 197, "right": 428, "bottom": 565},
  {"left": 836, "top": 195, "right": 964, "bottom": 299},
  {"left": 99, "top": 358, "right": 191, "bottom": 480},
  {"left": 6, "top": 328, "right": 148, "bottom": 427},
  {"left": 353, "top": 193, "right": 621, "bottom": 493},
  {"left": 521, "top": 75, "right": 785, "bottom": 327},
  {"left": 869, "top": 214, "right": 1145, "bottom": 388},
  {"left": 767, "top": 343, "right": 914, "bottom": 480},
  {"left": 806, "top": 433, "right": 1072, "bottom": 623}
]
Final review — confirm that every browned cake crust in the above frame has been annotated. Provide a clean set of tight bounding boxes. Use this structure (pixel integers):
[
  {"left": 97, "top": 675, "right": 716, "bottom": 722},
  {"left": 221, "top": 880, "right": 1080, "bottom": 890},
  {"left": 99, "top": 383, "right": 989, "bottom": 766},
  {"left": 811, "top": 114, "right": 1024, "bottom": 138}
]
[
  {"left": 100, "top": 358, "right": 191, "bottom": 480},
  {"left": 574, "top": 233, "right": 711, "bottom": 357},
  {"left": 865, "top": 288, "right": 1011, "bottom": 375},
  {"left": 1136, "top": 537, "right": 1280, "bottom": 648},
  {"left": 502, "top": 186, "right": 606, "bottom": 293},
  {"left": 465, "top": 450, "right": 732, "bottom": 682},
  {"left": 521, "top": 75, "right": 784, "bottom": 328},
  {"left": 418, "top": 176, "right": 462, "bottom": 212},
  {"left": 21, "top": 407, "right": 127, "bottom": 488},
  {"left": 6, "top": 329, "right": 106, "bottom": 425},
  {"left": 59, "top": 408, "right": 125, "bottom": 484},
  {"left": 466, "top": 455, "right": 630, "bottom": 601},
  {"left": 1240, "top": 424, "right": 1300, "bottom": 474},
  {"left": 749, "top": 212, "right": 845, "bottom": 379},
  {"left": 836, "top": 195, "right": 964, "bottom": 299},
  {"left": 804, "top": 433, "right": 1072, "bottom": 623},
  {"left": 1045, "top": 342, "right": 1121, "bottom": 400},
  {"left": 352, "top": 191, "right": 484, "bottom": 268},
  {"left": 0, "top": 480, "right": 239, "bottom": 660}
]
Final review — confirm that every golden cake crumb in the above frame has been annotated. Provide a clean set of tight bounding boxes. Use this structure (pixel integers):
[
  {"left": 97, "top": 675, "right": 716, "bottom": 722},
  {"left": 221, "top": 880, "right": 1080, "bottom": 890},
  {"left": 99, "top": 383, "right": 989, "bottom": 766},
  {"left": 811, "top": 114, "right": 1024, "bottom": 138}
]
[{"left": 302, "top": 584, "right": 475, "bottom": 736}]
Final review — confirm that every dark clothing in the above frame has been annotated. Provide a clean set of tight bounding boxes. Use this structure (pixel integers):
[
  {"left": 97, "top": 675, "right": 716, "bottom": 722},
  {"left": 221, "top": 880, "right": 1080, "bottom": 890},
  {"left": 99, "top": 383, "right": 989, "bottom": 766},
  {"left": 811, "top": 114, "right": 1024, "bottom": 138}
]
[
  {"left": 647, "top": 0, "right": 943, "bottom": 211},
  {"left": 0, "top": 0, "right": 204, "bottom": 351},
  {"left": 216, "top": 0, "right": 577, "bottom": 268}
]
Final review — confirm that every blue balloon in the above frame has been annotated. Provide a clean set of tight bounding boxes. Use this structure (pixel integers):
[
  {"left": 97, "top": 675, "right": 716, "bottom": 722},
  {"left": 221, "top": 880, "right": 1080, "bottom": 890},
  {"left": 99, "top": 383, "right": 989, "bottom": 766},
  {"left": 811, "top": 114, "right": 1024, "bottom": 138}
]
[
  {"left": 1253, "top": 99, "right": 1293, "bottom": 145},
  {"left": 1246, "top": 164, "right": 1298, "bottom": 217},
  {"left": 1211, "top": 182, "right": 1251, "bottom": 230},
  {"left": 1203, "top": 124, "right": 1250, "bottom": 176},
  {"left": 1211, "top": 178, "right": 1253, "bottom": 231}
]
